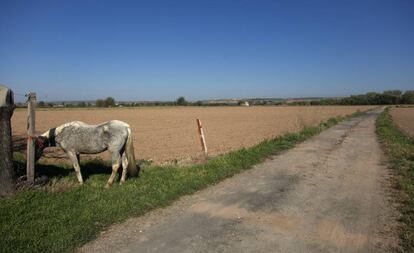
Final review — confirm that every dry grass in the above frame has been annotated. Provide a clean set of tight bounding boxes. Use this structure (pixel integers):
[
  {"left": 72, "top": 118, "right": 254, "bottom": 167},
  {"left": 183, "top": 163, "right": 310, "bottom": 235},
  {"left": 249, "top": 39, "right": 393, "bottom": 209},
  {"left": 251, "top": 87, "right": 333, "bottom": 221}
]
[
  {"left": 377, "top": 108, "right": 414, "bottom": 251},
  {"left": 390, "top": 107, "right": 414, "bottom": 138},
  {"left": 11, "top": 106, "right": 375, "bottom": 164}
]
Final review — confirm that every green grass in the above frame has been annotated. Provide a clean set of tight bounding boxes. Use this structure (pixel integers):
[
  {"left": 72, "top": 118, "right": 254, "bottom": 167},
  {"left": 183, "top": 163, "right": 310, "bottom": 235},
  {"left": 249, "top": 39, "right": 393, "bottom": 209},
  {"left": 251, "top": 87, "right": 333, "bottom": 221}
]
[
  {"left": 1, "top": 114, "right": 355, "bottom": 253},
  {"left": 376, "top": 107, "right": 414, "bottom": 251}
]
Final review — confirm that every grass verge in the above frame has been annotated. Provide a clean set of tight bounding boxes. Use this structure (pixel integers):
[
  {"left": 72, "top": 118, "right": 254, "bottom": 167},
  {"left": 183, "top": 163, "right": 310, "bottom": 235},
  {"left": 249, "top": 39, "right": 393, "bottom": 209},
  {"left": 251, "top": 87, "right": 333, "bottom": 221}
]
[
  {"left": 1, "top": 113, "right": 356, "bottom": 253},
  {"left": 376, "top": 107, "right": 414, "bottom": 251}
]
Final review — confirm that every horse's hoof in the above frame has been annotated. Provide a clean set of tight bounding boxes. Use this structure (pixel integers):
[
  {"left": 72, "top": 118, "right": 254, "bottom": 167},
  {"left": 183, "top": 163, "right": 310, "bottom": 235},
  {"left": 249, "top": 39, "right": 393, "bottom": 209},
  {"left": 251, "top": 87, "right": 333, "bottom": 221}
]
[
  {"left": 119, "top": 180, "right": 125, "bottom": 185},
  {"left": 104, "top": 183, "right": 111, "bottom": 189}
]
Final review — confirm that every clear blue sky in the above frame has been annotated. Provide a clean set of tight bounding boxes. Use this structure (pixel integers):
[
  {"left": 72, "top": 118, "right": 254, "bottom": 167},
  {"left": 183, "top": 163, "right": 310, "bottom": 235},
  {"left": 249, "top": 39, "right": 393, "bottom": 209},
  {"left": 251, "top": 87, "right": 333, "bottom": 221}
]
[{"left": 1, "top": 0, "right": 413, "bottom": 102}]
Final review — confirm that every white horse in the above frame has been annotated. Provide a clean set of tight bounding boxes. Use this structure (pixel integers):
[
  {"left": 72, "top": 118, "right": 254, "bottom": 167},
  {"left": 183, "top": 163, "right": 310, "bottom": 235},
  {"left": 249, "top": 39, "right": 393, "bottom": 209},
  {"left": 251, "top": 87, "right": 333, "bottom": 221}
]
[{"left": 35, "top": 120, "right": 140, "bottom": 187}]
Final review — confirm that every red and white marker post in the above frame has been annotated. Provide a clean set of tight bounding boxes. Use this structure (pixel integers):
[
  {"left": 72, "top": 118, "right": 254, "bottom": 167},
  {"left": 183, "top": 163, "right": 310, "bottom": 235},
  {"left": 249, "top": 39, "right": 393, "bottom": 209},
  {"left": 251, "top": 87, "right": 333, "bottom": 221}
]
[{"left": 196, "top": 119, "right": 208, "bottom": 157}]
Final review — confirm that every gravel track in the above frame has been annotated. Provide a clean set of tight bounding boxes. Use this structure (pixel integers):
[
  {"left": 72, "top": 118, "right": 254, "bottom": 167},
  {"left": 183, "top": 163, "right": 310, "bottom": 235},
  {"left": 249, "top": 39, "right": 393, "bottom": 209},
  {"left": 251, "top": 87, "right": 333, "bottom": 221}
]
[{"left": 80, "top": 108, "right": 399, "bottom": 252}]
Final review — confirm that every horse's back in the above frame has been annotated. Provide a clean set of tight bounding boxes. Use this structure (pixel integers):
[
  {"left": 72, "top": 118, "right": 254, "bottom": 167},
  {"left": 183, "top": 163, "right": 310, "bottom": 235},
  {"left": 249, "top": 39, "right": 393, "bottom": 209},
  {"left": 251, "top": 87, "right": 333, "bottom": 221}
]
[
  {"left": 106, "top": 120, "right": 130, "bottom": 128},
  {"left": 55, "top": 120, "right": 130, "bottom": 154},
  {"left": 57, "top": 120, "right": 130, "bottom": 133},
  {"left": 55, "top": 121, "right": 88, "bottom": 135}
]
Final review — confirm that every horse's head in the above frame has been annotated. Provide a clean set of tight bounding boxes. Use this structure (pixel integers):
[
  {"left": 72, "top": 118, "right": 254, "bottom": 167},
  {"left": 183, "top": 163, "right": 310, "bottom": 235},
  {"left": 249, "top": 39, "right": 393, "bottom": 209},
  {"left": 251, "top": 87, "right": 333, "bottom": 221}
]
[{"left": 34, "top": 136, "right": 49, "bottom": 161}]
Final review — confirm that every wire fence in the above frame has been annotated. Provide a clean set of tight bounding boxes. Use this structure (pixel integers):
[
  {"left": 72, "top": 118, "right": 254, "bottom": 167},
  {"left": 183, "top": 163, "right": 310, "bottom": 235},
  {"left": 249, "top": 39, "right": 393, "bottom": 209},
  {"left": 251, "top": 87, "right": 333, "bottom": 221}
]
[{"left": 14, "top": 93, "right": 27, "bottom": 97}]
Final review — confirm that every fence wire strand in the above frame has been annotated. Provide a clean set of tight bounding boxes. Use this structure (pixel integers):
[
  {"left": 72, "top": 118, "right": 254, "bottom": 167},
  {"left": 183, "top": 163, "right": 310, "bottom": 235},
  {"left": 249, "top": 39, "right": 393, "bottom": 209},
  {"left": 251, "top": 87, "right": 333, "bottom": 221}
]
[{"left": 14, "top": 93, "right": 27, "bottom": 97}]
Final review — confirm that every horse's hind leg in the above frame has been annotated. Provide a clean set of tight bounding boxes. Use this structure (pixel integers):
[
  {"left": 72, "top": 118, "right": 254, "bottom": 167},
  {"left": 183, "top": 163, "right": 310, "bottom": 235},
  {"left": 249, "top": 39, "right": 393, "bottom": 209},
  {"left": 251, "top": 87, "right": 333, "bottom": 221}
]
[
  {"left": 105, "top": 152, "right": 121, "bottom": 188},
  {"left": 120, "top": 152, "right": 128, "bottom": 185},
  {"left": 68, "top": 151, "right": 83, "bottom": 184}
]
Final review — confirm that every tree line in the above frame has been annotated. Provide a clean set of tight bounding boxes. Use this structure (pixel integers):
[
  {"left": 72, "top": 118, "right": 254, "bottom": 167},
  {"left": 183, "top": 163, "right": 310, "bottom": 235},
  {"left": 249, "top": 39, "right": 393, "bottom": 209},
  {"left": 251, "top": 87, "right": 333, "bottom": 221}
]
[
  {"left": 307, "top": 90, "right": 414, "bottom": 106},
  {"left": 36, "top": 96, "right": 188, "bottom": 108},
  {"left": 34, "top": 90, "right": 414, "bottom": 108}
]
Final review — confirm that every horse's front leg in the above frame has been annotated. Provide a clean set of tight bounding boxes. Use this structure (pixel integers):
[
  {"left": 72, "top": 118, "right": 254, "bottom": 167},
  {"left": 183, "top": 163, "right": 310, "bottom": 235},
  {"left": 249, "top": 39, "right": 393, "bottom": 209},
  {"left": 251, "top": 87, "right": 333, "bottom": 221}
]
[
  {"left": 67, "top": 151, "right": 83, "bottom": 185},
  {"left": 105, "top": 152, "right": 121, "bottom": 188}
]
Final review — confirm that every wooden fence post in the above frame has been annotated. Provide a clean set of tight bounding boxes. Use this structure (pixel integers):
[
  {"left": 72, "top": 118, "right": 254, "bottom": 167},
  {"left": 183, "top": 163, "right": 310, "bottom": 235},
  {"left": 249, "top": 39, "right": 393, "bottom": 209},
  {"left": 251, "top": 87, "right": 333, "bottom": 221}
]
[
  {"left": 0, "top": 85, "right": 15, "bottom": 196},
  {"left": 196, "top": 119, "right": 208, "bottom": 157},
  {"left": 26, "top": 92, "right": 36, "bottom": 182}
]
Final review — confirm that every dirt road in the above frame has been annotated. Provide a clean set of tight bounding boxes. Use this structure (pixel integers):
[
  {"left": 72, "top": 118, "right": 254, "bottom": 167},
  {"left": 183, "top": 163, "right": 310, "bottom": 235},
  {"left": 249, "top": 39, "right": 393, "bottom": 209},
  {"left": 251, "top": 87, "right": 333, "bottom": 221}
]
[{"left": 80, "top": 108, "right": 399, "bottom": 253}]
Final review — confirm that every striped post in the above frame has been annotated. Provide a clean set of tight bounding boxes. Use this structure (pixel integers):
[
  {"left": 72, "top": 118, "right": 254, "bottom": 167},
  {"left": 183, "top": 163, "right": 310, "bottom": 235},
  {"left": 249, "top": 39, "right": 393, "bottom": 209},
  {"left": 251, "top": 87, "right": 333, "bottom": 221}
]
[{"left": 196, "top": 119, "right": 208, "bottom": 157}]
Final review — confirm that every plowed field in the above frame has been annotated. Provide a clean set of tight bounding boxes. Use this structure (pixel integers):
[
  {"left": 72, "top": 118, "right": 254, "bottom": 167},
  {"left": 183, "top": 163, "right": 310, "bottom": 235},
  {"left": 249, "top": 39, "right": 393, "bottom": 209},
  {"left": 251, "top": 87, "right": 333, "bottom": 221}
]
[
  {"left": 11, "top": 106, "right": 375, "bottom": 164},
  {"left": 390, "top": 107, "right": 414, "bottom": 138}
]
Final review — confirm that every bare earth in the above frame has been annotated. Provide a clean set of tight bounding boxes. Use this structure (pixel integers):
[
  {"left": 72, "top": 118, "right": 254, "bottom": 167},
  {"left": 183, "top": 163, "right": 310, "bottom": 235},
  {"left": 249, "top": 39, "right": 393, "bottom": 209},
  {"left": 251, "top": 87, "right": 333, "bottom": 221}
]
[
  {"left": 11, "top": 106, "right": 374, "bottom": 164},
  {"left": 390, "top": 107, "right": 414, "bottom": 138},
  {"left": 80, "top": 108, "right": 399, "bottom": 253}
]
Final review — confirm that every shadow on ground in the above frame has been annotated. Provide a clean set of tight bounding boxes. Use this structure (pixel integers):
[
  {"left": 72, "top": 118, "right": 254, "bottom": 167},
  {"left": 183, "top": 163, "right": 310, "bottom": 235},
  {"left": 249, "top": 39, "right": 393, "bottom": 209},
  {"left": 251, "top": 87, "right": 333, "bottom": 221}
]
[{"left": 13, "top": 157, "right": 113, "bottom": 181}]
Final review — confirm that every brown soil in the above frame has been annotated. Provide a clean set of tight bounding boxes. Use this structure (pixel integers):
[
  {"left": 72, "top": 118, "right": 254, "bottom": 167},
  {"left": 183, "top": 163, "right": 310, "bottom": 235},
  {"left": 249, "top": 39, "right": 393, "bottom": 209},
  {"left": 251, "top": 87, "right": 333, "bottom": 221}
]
[
  {"left": 11, "top": 106, "right": 374, "bottom": 164},
  {"left": 390, "top": 107, "right": 414, "bottom": 138}
]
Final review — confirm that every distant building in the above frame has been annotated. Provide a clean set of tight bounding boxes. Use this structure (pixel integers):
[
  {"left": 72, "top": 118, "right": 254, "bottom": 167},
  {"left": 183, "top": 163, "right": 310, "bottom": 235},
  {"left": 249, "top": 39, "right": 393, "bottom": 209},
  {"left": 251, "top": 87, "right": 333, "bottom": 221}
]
[
  {"left": 207, "top": 99, "right": 239, "bottom": 105},
  {"left": 241, "top": 101, "right": 250, "bottom": 106}
]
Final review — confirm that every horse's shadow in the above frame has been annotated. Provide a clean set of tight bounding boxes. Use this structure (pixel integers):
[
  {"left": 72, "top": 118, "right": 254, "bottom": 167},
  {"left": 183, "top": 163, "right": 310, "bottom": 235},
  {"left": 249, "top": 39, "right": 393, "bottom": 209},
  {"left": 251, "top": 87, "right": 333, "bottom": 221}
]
[
  {"left": 79, "top": 160, "right": 113, "bottom": 181},
  {"left": 14, "top": 158, "right": 114, "bottom": 182}
]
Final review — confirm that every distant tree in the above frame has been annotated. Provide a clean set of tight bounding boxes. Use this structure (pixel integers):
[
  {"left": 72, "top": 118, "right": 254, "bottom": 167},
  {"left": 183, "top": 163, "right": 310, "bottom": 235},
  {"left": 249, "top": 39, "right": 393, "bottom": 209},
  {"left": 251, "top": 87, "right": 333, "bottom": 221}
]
[
  {"left": 377, "top": 94, "right": 393, "bottom": 105},
  {"left": 77, "top": 102, "right": 86, "bottom": 107},
  {"left": 176, "top": 97, "right": 187, "bottom": 106},
  {"left": 95, "top": 97, "right": 116, "bottom": 107},
  {"left": 365, "top": 92, "right": 379, "bottom": 104},
  {"left": 96, "top": 99, "right": 104, "bottom": 107},
  {"left": 383, "top": 90, "right": 402, "bottom": 104},
  {"left": 402, "top": 90, "right": 414, "bottom": 104},
  {"left": 38, "top": 101, "right": 46, "bottom": 107},
  {"left": 104, "top": 97, "right": 115, "bottom": 107},
  {"left": 383, "top": 90, "right": 402, "bottom": 97}
]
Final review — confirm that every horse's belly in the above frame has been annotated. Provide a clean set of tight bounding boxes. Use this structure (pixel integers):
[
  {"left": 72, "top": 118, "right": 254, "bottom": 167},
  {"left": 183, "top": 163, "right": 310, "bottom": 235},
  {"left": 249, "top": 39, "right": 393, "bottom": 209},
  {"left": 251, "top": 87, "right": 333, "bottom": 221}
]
[
  {"left": 77, "top": 143, "right": 107, "bottom": 154},
  {"left": 59, "top": 138, "right": 107, "bottom": 154},
  {"left": 78, "top": 147, "right": 107, "bottom": 154}
]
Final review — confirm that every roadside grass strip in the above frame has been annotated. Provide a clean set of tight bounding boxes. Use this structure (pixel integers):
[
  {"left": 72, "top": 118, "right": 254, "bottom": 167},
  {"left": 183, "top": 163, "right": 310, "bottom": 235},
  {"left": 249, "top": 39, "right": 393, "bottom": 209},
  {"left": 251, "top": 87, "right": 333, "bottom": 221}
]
[
  {"left": 376, "top": 107, "right": 414, "bottom": 251},
  {"left": 1, "top": 114, "right": 355, "bottom": 253}
]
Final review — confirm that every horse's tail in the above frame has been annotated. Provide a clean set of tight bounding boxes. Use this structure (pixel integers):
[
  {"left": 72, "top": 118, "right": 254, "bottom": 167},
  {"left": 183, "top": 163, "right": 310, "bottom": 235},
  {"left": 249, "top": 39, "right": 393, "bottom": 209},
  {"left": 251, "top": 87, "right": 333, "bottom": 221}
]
[{"left": 125, "top": 128, "right": 139, "bottom": 177}]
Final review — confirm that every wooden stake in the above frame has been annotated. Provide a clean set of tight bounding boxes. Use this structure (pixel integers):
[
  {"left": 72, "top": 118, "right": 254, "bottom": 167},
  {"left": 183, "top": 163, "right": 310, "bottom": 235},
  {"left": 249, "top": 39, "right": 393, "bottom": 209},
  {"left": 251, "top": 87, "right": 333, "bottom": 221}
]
[
  {"left": 26, "top": 92, "right": 36, "bottom": 182},
  {"left": 0, "top": 85, "right": 15, "bottom": 196},
  {"left": 196, "top": 119, "right": 208, "bottom": 157}
]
